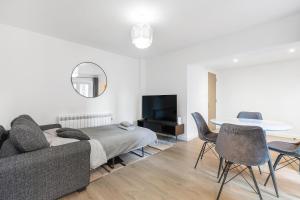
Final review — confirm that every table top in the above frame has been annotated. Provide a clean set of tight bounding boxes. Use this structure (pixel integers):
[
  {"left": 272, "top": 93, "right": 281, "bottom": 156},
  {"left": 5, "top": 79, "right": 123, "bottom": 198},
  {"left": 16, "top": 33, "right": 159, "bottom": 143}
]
[{"left": 210, "top": 118, "right": 292, "bottom": 131}]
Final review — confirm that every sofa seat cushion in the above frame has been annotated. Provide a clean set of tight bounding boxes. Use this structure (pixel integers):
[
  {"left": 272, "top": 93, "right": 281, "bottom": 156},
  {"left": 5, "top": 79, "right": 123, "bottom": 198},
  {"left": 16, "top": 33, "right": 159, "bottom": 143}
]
[
  {"left": 10, "top": 118, "right": 49, "bottom": 152},
  {"left": 0, "top": 138, "right": 20, "bottom": 158}
]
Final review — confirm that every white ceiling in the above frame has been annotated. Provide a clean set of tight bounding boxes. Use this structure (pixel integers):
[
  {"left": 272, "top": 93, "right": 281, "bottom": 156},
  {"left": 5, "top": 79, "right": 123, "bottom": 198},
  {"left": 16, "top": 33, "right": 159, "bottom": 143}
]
[
  {"left": 202, "top": 42, "right": 300, "bottom": 69},
  {"left": 0, "top": 0, "right": 300, "bottom": 58}
]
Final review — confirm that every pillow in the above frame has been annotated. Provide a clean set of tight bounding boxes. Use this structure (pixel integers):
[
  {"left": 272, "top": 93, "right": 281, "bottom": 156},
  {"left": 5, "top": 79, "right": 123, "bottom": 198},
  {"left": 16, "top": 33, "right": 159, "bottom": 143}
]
[
  {"left": 57, "top": 130, "right": 90, "bottom": 140},
  {"left": 0, "top": 138, "right": 20, "bottom": 158},
  {"left": 0, "top": 126, "right": 8, "bottom": 149},
  {"left": 56, "top": 128, "right": 79, "bottom": 133},
  {"left": 10, "top": 118, "right": 49, "bottom": 152},
  {"left": 118, "top": 124, "right": 136, "bottom": 131},
  {"left": 11, "top": 114, "right": 39, "bottom": 127},
  {"left": 120, "top": 121, "right": 134, "bottom": 127}
]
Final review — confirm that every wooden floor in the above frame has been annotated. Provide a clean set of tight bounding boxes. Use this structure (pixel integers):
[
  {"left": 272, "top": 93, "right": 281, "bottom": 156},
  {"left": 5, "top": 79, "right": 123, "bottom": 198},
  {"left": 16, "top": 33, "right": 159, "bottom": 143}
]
[{"left": 62, "top": 138, "right": 300, "bottom": 200}]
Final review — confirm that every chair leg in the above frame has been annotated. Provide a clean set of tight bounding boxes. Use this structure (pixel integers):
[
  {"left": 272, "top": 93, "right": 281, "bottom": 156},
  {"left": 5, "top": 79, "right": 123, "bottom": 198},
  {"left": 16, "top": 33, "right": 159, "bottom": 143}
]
[
  {"left": 298, "top": 157, "right": 300, "bottom": 173},
  {"left": 218, "top": 161, "right": 229, "bottom": 183},
  {"left": 258, "top": 165, "right": 262, "bottom": 174},
  {"left": 248, "top": 166, "right": 263, "bottom": 200},
  {"left": 217, "top": 157, "right": 223, "bottom": 178},
  {"left": 264, "top": 154, "right": 283, "bottom": 186},
  {"left": 194, "top": 142, "right": 206, "bottom": 169},
  {"left": 267, "top": 160, "right": 279, "bottom": 197},
  {"left": 200, "top": 142, "right": 207, "bottom": 160},
  {"left": 216, "top": 162, "right": 232, "bottom": 200}
]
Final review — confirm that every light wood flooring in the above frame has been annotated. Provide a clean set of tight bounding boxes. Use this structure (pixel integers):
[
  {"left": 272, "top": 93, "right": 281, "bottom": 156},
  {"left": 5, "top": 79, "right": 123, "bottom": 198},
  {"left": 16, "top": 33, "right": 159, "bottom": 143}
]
[{"left": 62, "top": 137, "right": 300, "bottom": 200}]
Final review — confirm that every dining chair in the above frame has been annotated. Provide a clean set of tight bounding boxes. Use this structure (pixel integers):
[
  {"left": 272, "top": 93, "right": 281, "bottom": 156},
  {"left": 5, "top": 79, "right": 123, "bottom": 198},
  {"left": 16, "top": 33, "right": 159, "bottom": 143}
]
[
  {"left": 237, "top": 111, "right": 263, "bottom": 174},
  {"left": 237, "top": 111, "right": 263, "bottom": 120},
  {"left": 264, "top": 141, "right": 300, "bottom": 186},
  {"left": 191, "top": 112, "right": 218, "bottom": 169},
  {"left": 215, "top": 123, "right": 279, "bottom": 200}
]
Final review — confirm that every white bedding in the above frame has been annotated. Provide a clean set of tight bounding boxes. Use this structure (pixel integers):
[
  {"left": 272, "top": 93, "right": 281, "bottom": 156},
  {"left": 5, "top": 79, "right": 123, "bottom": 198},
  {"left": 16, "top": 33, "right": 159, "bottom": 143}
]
[
  {"left": 43, "top": 128, "right": 107, "bottom": 169},
  {"left": 88, "top": 139, "right": 107, "bottom": 169}
]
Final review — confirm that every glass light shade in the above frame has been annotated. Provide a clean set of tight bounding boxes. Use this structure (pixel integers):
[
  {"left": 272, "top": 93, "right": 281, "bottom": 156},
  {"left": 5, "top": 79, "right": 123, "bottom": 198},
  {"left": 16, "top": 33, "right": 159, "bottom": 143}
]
[{"left": 131, "top": 23, "right": 153, "bottom": 49}]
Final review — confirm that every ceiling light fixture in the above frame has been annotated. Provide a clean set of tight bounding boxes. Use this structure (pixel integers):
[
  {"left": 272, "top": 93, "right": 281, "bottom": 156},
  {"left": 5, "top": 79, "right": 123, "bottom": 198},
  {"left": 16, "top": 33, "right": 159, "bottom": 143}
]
[
  {"left": 289, "top": 48, "right": 296, "bottom": 53},
  {"left": 131, "top": 23, "right": 153, "bottom": 49},
  {"left": 233, "top": 58, "right": 239, "bottom": 63}
]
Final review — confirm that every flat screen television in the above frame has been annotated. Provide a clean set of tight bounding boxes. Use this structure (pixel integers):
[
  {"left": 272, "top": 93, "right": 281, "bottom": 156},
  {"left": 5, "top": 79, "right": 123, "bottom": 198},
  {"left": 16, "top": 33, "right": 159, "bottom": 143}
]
[{"left": 142, "top": 95, "right": 177, "bottom": 122}]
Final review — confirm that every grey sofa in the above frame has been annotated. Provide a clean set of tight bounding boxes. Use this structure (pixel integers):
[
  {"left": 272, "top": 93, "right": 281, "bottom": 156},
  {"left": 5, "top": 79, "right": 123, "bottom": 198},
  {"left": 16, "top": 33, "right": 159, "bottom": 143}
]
[{"left": 0, "top": 124, "right": 91, "bottom": 200}]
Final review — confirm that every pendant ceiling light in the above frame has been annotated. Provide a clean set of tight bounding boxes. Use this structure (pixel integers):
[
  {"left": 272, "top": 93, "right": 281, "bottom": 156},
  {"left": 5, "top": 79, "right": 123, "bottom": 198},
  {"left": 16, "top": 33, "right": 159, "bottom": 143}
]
[{"left": 131, "top": 23, "right": 153, "bottom": 49}]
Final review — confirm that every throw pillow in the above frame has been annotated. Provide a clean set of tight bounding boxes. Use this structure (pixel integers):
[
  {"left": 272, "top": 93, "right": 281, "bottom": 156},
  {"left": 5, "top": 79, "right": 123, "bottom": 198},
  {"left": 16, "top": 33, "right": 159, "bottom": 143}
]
[
  {"left": 57, "top": 130, "right": 90, "bottom": 140},
  {"left": 11, "top": 114, "right": 39, "bottom": 127},
  {"left": 0, "top": 126, "right": 8, "bottom": 149},
  {"left": 0, "top": 138, "right": 20, "bottom": 158},
  {"left": 56, "top": 128, "right": 79, "bottom": 133},
  {"left": 10, "top": 118, "right": 49, "bottom": 152}
]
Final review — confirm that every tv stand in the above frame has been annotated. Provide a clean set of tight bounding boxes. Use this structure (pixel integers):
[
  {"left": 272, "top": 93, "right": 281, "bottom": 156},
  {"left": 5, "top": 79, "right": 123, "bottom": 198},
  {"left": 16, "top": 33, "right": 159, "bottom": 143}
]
[{"left": 137, "top": 119, "right": 184, "bottom": 141}]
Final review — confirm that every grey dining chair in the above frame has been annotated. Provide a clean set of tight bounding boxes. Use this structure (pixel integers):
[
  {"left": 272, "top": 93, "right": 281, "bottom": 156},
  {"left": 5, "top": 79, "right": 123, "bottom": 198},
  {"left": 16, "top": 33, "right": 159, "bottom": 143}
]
[
  {"left": 264, "top": 141, "right": 300, "bottom": 186},
  {"left": 215, "top": 123, "right": 279, "bottom": 200},
  {"left": 191, "top": 112, "right": 218, "bottom": 169},
  {"left": 217, "top": 111, "right": 265, "bottom": 178},
  {"left": 237, "top": 111, "right": 263, "bottom": 174},
  {"left": 237, "top": 111, "right": 263, "bottom": 120}
]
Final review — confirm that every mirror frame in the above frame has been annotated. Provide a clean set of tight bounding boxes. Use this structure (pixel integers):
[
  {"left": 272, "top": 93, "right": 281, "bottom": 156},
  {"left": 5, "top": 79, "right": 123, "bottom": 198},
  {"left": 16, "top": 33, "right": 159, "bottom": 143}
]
[{"left": 71, "top": 62, "right": 108, "bottom": 98}]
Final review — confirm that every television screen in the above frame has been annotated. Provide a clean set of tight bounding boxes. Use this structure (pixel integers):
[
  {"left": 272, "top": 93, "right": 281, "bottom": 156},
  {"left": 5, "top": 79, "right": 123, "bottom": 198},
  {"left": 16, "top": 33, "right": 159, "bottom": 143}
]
[{"left": 142, "top": 95, "right": 177, "bottom": 122}]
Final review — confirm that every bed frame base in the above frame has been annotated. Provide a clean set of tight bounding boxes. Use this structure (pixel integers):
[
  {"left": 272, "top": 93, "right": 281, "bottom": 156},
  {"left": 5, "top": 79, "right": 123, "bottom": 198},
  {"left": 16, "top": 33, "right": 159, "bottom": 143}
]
[
  {"left": 107, "top": 156, "right": 126, "bottom": 169},
  {"left": 130, "top": 147, "right": 145, "bottom": 157},
  {"left": 106, "top": 146, "right": 155, "bottom": 169},
  {"left": 101, "top": 165, "right": 111, "bottom": 173}
]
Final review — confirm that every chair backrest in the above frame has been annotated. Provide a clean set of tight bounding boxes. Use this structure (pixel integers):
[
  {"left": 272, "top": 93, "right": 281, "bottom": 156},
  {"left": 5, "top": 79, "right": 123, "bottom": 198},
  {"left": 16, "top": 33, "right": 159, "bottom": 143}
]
[
  {"left": 215, "top": 123, "right": 269, "bottom": 166},
  {"left": 237, "top": 111, "right": 263, "bottom": 120},
  {"left": 191, "top": 112, "right": 209, "bottom": 140}
]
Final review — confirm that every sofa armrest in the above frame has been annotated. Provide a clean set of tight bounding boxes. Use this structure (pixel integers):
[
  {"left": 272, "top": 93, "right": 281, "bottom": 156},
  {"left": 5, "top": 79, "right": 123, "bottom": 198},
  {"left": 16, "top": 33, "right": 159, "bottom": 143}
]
[
  {"left": 40, "top": 123, "right": 62, "bottom": 131},
  {"left": 0, "top": 141, "right": 90, "bottom": 200}
]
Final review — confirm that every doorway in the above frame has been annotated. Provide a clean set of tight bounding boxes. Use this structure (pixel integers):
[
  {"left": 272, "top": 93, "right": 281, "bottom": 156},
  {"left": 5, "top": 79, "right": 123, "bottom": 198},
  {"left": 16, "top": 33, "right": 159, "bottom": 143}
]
[{"left": 208, "top": 72, "right": 216, "bottom": 130}]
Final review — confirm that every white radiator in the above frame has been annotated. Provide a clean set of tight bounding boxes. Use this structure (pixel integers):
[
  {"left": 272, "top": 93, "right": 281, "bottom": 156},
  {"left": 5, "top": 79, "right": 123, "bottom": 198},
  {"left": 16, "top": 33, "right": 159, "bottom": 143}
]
[{"left": 57, "top": 113, "right": 113, "bottom": 128}]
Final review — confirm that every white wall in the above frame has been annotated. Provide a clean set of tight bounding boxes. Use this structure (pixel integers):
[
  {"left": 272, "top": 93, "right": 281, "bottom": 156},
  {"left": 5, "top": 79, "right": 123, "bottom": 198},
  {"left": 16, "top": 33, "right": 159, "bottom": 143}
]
[
  {"left": 0, "top": 24, "right": 140, "bottom": 128},
  {"left": 143, "top": 55, "right": 188, "bottom": 140},
  {"left": 216, "top": 59, "right": 300, "bottom": 138},
  {"left": 144, "top": 13, "right": 300, "bottom": 140},
  {"left": 186, "top": 65, "right": 210, "bottom": 140}
]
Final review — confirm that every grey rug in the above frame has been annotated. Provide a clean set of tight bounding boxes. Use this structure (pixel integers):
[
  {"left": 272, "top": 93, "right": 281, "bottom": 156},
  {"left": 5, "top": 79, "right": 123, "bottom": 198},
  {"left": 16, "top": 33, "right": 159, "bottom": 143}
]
[{"left": 90, "top": 139, "right": 174, "bottom": 182}]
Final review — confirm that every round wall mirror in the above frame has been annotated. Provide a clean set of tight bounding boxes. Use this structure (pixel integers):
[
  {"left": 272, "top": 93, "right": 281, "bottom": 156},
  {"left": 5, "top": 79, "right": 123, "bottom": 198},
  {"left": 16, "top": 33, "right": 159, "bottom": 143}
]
[{"left": 71, "top": 62, "right": 107, "bottom": 98}]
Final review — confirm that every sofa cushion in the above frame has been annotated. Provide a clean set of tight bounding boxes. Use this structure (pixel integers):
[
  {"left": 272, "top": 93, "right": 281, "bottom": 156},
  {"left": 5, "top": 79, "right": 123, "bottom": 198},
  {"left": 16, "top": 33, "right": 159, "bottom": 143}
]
[
  {"left": 0, "top": 126, "right": 8, "bottom": 149},
  {"left": 11, "top": 114, "right": 39, "bottom": 127},
  {"left": 10, "top": 118, "right": 49, "bottom": 152},
  {"left": 0, "top": 138, "right": 20, "bottom": 158},
  {"left": 57, "top": 130, "right": 90, "bottom": 140}
]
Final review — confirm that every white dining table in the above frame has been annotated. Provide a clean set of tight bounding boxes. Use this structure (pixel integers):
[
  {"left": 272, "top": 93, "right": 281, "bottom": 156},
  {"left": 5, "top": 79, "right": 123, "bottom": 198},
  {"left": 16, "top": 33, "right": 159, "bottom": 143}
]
[{"left": 210, "top": 118, "right": 292, "bottom": 132}]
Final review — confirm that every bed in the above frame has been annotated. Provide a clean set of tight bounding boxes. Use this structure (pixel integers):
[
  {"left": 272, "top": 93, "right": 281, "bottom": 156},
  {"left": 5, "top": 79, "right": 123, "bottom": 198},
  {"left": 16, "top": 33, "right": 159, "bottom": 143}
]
[
  {"left": 80, "top": 124, "right": 157, "bottom": 160},
  {"left": 44, "top": 124, "right": 157, "bottom": 169},
  {"left": 56, "top": 113, "right": 157, "bottom": 169}
]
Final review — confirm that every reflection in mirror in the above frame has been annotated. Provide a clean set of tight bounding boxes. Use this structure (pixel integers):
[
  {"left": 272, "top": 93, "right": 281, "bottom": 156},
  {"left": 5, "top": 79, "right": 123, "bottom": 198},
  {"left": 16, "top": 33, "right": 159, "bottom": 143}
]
[{"left": 71, "top": 62, "right": 107, "bottom": 98}]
